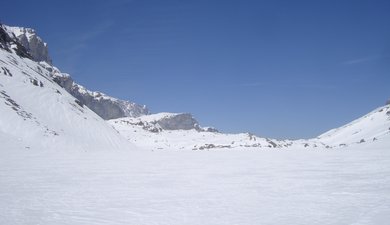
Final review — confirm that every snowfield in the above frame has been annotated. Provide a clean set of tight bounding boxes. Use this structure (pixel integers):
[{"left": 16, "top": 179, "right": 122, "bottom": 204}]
[{"left": 1, "top": 145, "right": 390, "bottom": 225}]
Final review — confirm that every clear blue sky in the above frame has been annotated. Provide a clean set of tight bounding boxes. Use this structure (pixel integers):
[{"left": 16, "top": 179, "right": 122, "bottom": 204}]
[{"left": 2, "top": 0, "right": 390, "bottom": 139}]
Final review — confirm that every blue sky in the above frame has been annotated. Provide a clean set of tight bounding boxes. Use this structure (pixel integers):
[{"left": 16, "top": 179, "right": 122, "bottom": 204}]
[{"left": 2, "top": 0, "right": 390, "bottom": 139}]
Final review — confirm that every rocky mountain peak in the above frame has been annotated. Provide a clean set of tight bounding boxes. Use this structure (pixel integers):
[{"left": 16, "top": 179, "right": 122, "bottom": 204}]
[
  {"left": 2, "top": 25, "right": 52, "bottom": 64},
  {"left": 0, "top": 24, "right": 32, "bottom": 59}
]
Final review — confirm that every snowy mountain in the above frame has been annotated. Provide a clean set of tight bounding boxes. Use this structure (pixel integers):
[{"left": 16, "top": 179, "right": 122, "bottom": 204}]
[
  {"left": 0, "top": 24, "right": 132, "bottom": 150},
  {"left": 2, "top": 24, "right": 149, "bottom": 120}
]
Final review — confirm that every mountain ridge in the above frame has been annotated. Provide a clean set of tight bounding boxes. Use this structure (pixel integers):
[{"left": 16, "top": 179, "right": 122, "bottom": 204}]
[{"left": 2, "top": 23, "right": 150, "bottom": 120}]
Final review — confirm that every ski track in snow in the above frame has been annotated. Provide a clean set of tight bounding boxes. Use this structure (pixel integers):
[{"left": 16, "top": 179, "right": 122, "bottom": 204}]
[{"left": 1, "top": 147, "right": 390, "bottom": 225}]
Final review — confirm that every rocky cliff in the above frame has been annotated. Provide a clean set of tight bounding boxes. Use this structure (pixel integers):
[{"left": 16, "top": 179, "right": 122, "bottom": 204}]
[
  {"left": 2, "top": 25, "right": 52, "bottom": 64},
  {"left": 39, "top": 62, "right": 149, "bottom": 120}
]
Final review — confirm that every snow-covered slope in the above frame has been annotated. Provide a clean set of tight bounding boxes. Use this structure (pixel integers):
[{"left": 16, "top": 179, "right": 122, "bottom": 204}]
[
  {"left": 317, "top": 104, "right": 390, "bottom": 147},
  {"left": 0, "top": 29, "right": 133, "bottom": 150},
  {"left": 2, "top": 24, "right": 149, "bottom": 120}
]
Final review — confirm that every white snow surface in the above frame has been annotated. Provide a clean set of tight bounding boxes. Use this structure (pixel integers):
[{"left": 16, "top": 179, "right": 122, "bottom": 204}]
[{"left": 1, "top": 145, "right": 390, "bottom": 225}]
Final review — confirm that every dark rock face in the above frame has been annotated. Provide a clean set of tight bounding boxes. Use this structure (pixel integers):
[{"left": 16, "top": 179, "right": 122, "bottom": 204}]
[
  {"left": 0, "top": 24, "right": 32, "bottom": 59},
  {"left": 0, "top": 26, "right": 12, "bottom": 50},
  {"left": 202, "top": 127, "right": 219, "bottom": 132}
]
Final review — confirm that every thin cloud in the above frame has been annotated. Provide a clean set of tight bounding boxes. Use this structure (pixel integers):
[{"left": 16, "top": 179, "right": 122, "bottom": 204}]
[
  {"left": 58, "top": 20, "right": 114, "bottom": 56},
  {"left": 342, "top": 55, "right": 380, "bottom": 65},
  {"left": 293, "top": 83, "right": 337, "bottom": 89},
  {"left": 237, "top": 82, "right": 269, "bottom": 87},
  {"left": 72, "top": 20, "right": 114, "bottom": 43},
  {"left": 227, "top": 81, "right": 336, "bottom": 89}
]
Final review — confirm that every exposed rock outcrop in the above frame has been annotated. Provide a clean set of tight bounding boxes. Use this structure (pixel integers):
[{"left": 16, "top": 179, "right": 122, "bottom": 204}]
[
  {"left": 157, "top": 113, "right": 200, "bottom": 130},
  {"left": 39, "top": 62, "right": 149, "bottom": 120},
  {"left": 0, "top": 24, "right": 32, "bottom": 59},
  {"left": 2, "top": 25, "right": 51, "bottom": 64}
]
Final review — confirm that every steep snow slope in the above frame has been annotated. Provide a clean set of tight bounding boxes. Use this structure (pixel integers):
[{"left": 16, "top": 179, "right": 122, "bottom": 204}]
[
  {"left": 2, "top": 24, "right": 149, "bottom": 120},
  {"left": 317, "top": 104, "right": 390, "bottom": 147},
  {"left": 0, "top": 46, "right": 132, "bottom": 150}
]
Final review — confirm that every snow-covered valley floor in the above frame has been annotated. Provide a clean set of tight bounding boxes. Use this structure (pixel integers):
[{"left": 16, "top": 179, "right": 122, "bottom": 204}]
[{"left": 1, "top": 147, "right": 390, "bottom": 225}]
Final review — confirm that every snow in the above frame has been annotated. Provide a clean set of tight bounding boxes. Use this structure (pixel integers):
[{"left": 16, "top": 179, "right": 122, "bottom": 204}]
[
  {"left": 3, "top": 26, "right": 30, "bottom": 38},
  {"left": 135, "top": 112, "right": 186, "bottom": 122},
  {"left": 1, "top": 146, "right": 390, "bottom": 225}
]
